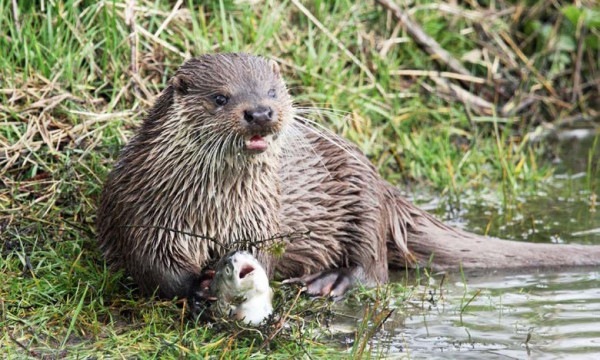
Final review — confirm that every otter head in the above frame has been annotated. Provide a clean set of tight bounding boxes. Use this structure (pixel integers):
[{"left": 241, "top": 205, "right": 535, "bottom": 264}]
[{"left": 169, "top": 53, "right": 293, "bottom": 158}]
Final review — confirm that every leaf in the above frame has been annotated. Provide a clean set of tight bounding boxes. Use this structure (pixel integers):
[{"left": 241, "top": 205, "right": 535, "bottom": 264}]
[
  {"left": 585, "top": 35, "right": 599, "bottom": 50},
  {"left": 524, "top": 20, "right": 541, "bottom": 36},
  {"left": 584, "top": 9, "right": 600, "bottom": 28},
  {"left": 556, "top": 34, "right": 576, "bottom": 52},
  {"left": 562, "top": 5, "right": 600, "bottom": 28},
  {"left": 562, "top": 5, "right": 582, "bottom": 26}
]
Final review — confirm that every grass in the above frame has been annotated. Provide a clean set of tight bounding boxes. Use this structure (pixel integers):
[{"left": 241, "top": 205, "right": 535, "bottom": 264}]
[{"left": 1, "top": 0, "right": 599, "bottom": 358}]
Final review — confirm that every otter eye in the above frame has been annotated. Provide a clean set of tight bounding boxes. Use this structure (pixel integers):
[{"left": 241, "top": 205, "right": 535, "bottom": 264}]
[
  {"left": 214, "top": 94, "right": 228, "bottom": 106},
  {"left": 268, "top": 89, "right": 276, "bottom": 98}
]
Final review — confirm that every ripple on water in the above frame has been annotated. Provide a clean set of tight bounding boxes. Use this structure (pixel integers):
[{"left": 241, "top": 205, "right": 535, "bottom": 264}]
[
  {"left": 379, "top": 270, "right": 600, "bottom": 359},
  {"left": 335, "top": 134, "right": 600, "bottom": 358}
]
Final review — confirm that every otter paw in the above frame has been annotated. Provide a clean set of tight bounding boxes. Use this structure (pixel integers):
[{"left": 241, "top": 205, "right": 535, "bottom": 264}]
[
  {"left": 189, "top": 269, "right": 218, "bottom": 302},
  {"left": 284, "top": 268, "right": 356, "bottom": 300},
  {"left": 188, "top": 269, "right": 219, "bottom": 321}
]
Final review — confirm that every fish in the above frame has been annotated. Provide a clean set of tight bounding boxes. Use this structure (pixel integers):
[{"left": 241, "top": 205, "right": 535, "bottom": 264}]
[{"left": 209, "top": 251, "right": 273, "bottom": 325}]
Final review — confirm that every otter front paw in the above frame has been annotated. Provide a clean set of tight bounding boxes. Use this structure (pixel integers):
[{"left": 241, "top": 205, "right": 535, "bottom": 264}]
[
  {"left": 284, "top": 268, "right": 357, "bottom": 300},
  {"left": 188, "top": 269, "right": 218, "bottom": 321},
  {"left": 190, "top": 269, "right": 218, "bottom": 301}
]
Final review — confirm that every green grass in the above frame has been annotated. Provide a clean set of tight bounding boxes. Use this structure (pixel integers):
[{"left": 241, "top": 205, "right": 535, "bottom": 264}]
[{"left": 1, "top": 0, "right": 598, "bottom": 358}]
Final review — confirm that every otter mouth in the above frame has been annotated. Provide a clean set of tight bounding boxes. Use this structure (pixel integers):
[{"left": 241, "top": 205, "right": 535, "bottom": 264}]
[
  {"left": 246, "top": 135, "right": 267, "bottom": 151},
  {"left": 244, "top": 134, "right": 270, "bottom": 153},
  {"left": 239, "top": 264, "right": 255, "bottom": 279}
]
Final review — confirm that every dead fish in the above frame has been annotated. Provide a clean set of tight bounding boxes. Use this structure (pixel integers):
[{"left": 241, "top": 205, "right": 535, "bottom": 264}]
[{"left": 209, "top": 251, "right": 273, "bottom": 325}]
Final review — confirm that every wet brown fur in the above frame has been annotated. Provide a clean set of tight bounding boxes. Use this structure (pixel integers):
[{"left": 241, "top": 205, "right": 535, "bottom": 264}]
[{"left": 97, "top": 53, "right": 600, "bottom": 299}]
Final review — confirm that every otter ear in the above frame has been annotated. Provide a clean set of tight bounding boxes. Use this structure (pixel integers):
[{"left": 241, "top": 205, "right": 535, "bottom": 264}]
[
  {"left": 268, "top": 59, "right": 281, "bottom": 78},
  {"left": 170, "top": 73, "right": 191, "bottom": 95}
]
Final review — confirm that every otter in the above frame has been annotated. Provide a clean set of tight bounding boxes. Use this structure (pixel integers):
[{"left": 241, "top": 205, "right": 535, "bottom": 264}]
[{"left": 97, "top": 53, "right": 600, "bottom": 301}]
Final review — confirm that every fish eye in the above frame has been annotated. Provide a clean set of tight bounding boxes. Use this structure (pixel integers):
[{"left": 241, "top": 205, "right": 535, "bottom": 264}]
[
  {"left": 268, "top": 89, "right": 276, "bottom": 98},
  {"left": 214, "top": 94, "right": 228, "bottom": 106}
]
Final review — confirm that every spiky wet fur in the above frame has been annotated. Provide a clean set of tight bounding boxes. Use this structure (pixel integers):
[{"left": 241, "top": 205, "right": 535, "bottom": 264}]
[
  {"left": 97, "top": 54, "right": 287, "bottom": 297},
  {"left": 98, "top": 53, "right": 600, "bottom": 300}
]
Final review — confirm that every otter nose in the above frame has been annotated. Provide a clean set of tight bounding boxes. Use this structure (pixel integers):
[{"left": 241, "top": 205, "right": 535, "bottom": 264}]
[{"left": 244, "top": 106, "right": 273, "bottom": 125}]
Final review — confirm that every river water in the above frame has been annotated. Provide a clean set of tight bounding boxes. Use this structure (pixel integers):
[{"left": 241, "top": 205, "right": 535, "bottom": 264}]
[
  {"left": 386, "top": 269, "right": 600, "bottom": 359},
  {"left": 335, "top": 132, "right": 600, "bottom": 359}
]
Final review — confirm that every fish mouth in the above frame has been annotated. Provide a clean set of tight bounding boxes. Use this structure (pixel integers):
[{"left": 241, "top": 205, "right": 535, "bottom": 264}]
[
  {"left": 239, "top": 264, "right": 255, "bottom": 279},
  {"left": 244, "top": 134, "right": 274, "bottom": 153}
]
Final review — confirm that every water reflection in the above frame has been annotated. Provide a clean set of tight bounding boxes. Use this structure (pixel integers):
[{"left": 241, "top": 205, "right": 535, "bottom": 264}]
[
  {"left": 387, "top": 270, "right": 600, "bottom": 359},
  {"left": 425, "top": 131, "right": 599, "bottom": 246}
]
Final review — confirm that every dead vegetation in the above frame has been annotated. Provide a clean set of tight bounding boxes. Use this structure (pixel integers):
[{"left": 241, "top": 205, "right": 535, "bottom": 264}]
[{"left": 1, "top": 0, "right": 599, "bottom": 357}]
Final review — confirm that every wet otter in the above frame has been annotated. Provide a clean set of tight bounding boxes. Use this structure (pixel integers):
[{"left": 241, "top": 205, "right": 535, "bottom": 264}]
[{"left": 97, "top": 53, "right": 600, "bottom": 301}]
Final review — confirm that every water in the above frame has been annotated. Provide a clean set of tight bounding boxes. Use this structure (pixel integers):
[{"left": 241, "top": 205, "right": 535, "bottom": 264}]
[
  {"left": 424, "top": 133, "right": 600, "bottom": 247},
  {"left": 382, "top": 270, "right": 600, "bottom": 359},
  {"left": 336, "top": 132, "right": 600, "bottom": 358}
]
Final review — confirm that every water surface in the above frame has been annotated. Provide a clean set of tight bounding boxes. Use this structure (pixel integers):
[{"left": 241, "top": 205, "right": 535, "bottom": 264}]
[
  {"left": 381, "top": 269, "right": 600, "bottom": 359},
  {"left": 336, "top": 132, "right": 600, "bottom": 359}
]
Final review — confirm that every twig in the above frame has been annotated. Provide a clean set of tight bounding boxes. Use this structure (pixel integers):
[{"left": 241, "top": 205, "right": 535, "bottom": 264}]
[
  {"left": 430, "top": 76, "right": 494, "bottom": 115},
  {"left": 498, "top": 30, "right": 558, "bottom": 97},
  {"left": 390, "top": 69, "right": 486, "bottom": 84},
  {"left": 9, "top": 332, "right": 30, "bottom": 355},
  {"left": 119, "top": 224, "right": 309, "bottom": 252},
  {"left": 460, "top": 288, "right": 482, "bottom": 314},
  {"left": 438, "top": 273, "right": 446, "bottom": 301},
  {"left": 408, "top": 3, "right": 516, "bottom": 22},
  {"left": 120, "top": 224, "right": 227, "bottom": 248},
  {"left": 289, "top": 0, "right": 387, "bottom": 97},
  {"left": 154, "top": 0, "right": 183, "bottom": 37},
  {"left": 374, "top": 308, "right": 395, "bottom": 333},
  {"left": 376, "top": 0, "right": 471, "bottom": 77},
  {"left": 257, "top": 286, "right": 304, "bottom": 351},
  {"left": 136, "top": 24, "right": 187, "bottom": 58},
  {"left": 501, "top": 95, "right": 538, "bottom": 116},
  {"left": 379, "top": 22, "right": 404, "bottom": 57},
  {"left": 556, "top": 113, "right": 600, "bottom": 129}
]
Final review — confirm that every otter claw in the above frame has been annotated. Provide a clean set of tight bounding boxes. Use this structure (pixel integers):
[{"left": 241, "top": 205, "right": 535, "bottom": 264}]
[
  {"left": 284, "top": 268, "right": 355, "bottom": 300},
  {"left": 191, "top": 290, "right": 218, "bottom": 302},
  {"left": 190, "top": 269, "right": 218, "bottom": 302}
]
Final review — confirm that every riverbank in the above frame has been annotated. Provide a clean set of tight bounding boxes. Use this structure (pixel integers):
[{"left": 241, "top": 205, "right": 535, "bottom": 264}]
[{"left": 1, "top": 0, "right": 598, "bottom": 357}]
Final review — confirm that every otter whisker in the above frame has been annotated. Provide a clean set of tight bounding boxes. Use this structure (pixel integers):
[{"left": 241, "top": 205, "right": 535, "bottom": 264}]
[
  {"left": 292, "top": 101, "right": 352, "bottom": 109},
  {"left": 294, "top": 106, "right": 352, "bottom": 117},
  {"left": 293, "top": 115, "right": 353, "bottom": 149},
  {"left": 279, "top": 124, "right": 334, "bottom": 180},
  {"left": 294, "top": 108, "right": 354, "bottom": 128},
  {"left": 292, "top": 117, "right": 373, "bottom": 170}
]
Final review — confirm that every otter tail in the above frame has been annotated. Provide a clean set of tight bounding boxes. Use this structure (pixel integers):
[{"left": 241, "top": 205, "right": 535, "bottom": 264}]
[{"left": 386, "top": 188, "right": 600, "bottom": 271}]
